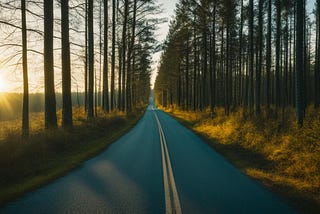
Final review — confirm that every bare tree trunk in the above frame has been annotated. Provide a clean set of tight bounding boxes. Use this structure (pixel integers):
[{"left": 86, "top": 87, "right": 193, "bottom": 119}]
[
  {"left": 21, "top": 0, "right": 29, "bottom": 138},
  {"left": 256, "top": 0, "right": 263, "bottom": 115},
  {"left": 61, "top": 0, "right": 73, "bottom": 128},
  {"left": 238, "top": 0, "right": 243, "bottom": 107},
  {"left": 296, "top": 0, "right": 304, "bottom": 127},
  {"left": 121, "top": 7, "right": 127, "bottom": 112},
  {"left": 249, "top": 0, "right": 254, "bottom": 114},
  {"left": 85, "top": 0, "right": 88, "bottom": 111},
  {"left": 111, "top": 0, "right": 116, "bottom": 111},
  {"left": 315, "top": 0, "right": 320, "bottom": 109},
  {"left": 87, "top": 0, "right": 94, "bottom": 118},
  {"left": 103, "top": 0, "right": 109, "bottom": 112},
  {"left": 44, "top": 0, "right": 57, "bottom": 129},
  {"left": 127, "top": 0, "right": 137, "bottom": 112},
  {"left": 275, "top": 0, "right": 281, "bottom": 113}
]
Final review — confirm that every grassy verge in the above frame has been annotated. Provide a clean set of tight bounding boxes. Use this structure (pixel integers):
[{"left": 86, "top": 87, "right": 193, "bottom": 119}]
[
  {"left": 162, "top": 106, "right": 320, "bottom": 214},
  {"left": 0, "top": 107, "right": 145, "bottom": 206}
]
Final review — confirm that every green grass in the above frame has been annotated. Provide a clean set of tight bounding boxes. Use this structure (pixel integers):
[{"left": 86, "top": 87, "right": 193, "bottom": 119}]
[
  {"left": 163, "top": 106, "right": 320, "bottom": 214},
  {"left": 0, "top": 107, "right": 145, "bottom": 206}
]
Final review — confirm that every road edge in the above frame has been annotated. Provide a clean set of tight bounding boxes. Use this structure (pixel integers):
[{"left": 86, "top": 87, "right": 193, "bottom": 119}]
[{"left": 0, "top": 111, "right": 145, "bottom": 207}]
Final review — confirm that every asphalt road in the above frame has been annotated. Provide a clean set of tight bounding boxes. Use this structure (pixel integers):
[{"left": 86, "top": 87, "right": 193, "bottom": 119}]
[{"left": 1, "top": 104, "right": 298, "bottom": 214}]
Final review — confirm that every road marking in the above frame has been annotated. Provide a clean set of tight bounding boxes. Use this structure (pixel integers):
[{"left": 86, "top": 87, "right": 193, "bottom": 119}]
[{"left": 154, "top": 111, "right": 182, "bottom": 214}]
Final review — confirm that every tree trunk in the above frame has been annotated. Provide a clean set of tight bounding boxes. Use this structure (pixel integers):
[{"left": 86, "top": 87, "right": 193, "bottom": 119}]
[
  {"left": 126, "top": 0, "right": 137, "bottom": 112},
  {"left": 111, "top": 0, "right": 116, "bottom": 111},
  {"left": 296, "top": 0, "right": 304, "bottom": 127},
  {"left": 266, "top": 0, "right": 272, "bottom": 112},
  {"left": 315, "top": 0, "right": 320, "bottom": 108},
  {"left": 275, "top": 0, "right": 281, "bottom": 113},
  {"left": 238, "top": 0, "right": 243, "bottom": 106},
  {"left": 21, "top": 0, "right": 29, "bottom": 138},
  {"left": 87, "top": 0, "right": 94, "bottom": 118},
  {"left": 84, "top": 0, "right": 88, "bottom": 111},
  {"left": 256, "top": 0, "right": 263, "bottom": 115},
  {"left": 61, "top": 0, "right": 73, "bottom": 128},
  {"left": 44, "top": 0, "right": 57, "bottom": 129},
  {"left": 209, "top": 2, "right": 216, "bottom": 113},
  {"left": 103, "top": 0, "right": 109, "bottom": 112},
  {"left": 249, "top": 0, "right": 254, "bottom": 114}
]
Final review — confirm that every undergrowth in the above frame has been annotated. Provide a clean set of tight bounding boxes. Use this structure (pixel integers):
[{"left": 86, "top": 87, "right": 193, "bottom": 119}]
[
  {"left": 163, "top": 106, "right": 320, "bottom": 214},
  {"left": 0, "top": 107, "right": 144, "bottom": 205}
]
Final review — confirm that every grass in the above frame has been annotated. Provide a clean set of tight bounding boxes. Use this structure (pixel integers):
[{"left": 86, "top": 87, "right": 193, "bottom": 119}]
[
  {"left": 162, "top": 106, "right": 320, "bottom": 214},
  {"left": 0, "top": 107, "right": 145, "bottom": 206}
]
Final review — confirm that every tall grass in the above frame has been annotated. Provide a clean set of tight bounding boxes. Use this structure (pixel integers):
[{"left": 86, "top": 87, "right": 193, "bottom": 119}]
[
  {"left": 164, "top": 106, "right": 320, "bottom": 213},
  {"left": 0, "top": 107, "right": 144, "bottom": 205}
]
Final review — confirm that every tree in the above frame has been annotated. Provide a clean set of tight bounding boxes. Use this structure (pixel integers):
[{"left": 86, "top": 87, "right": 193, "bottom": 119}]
[
  {"left": 87, "top": 0, "right": 94, "bottom": 118},
  {"left": 122, "top": 0, "right": 128, "bottom": 111},
  {"left": 256, "top": 0, "right": 264, "bottom": 115},
  {"left": 44, "top": 0, "right": 57, "bottom": 129},
  {"left": 238, "top": 0, "right": 244, "bottom": 107},
  {"left": 103, "top": 0, "right": 109, "bottom": 112},
  {"left": 61, "top": 0, "right": 73, "bottom": 128},
  {"left": 296, "top": 0, "right": 304, "bottom": 126},
  {"left": 21, "top": 0, "right": 29, "bottom": 138},
  {"left": 275, "top": 0, "right": 282, "bottom": 112},
  {"left": 266, "top": 0, "right": 272, "bottom": 112},
  {"left": 249, "top": 0, "right": 254, "bottom": 114},
  {"left": 110, "top": 0, "right": 116, "bottom": 111},
  {"left": 126, "top": 0, "right": 137, "bottom": 112},
  {"left": 315, "top": 0, "right": 320, "bottom": 108}
]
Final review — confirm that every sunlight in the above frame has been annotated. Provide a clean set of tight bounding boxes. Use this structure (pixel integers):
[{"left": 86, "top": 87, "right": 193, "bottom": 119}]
[{"left": 0, "top": 73, "right": 10, "bottom": 92}]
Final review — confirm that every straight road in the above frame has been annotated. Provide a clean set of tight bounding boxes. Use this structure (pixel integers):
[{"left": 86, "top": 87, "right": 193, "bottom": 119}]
[{"left": 1, "top": 104, "right": 298, "bottom": 214}]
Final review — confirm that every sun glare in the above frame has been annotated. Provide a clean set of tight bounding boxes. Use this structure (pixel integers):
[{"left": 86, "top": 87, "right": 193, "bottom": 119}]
[{"left": 0, "top": 75, "right": 8, "bottom": 92}]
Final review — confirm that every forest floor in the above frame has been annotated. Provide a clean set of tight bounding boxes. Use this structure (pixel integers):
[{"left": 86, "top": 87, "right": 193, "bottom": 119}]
[
  {"left": 0, "top": 107, "right": 145, "bottom": 206},
  {"left": 163, "top": 106, "right": 320, "bottom": 214}
]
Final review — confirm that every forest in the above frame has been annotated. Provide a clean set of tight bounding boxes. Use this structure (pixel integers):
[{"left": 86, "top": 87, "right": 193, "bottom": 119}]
[
  {"left": 154, "top": 0, "right": 320, "bottom": 212},
  {"left": 0, "top": 0, "right": 162, "bottom": 205},
  {"left": 0, "top": 0, "right": 161, "bottom": 135},
  {"left": 155, "top": 0, "right": 320, "bottom": 126},
  {"left": 1, "top": 0, "right": 320, "bottom": 212}
]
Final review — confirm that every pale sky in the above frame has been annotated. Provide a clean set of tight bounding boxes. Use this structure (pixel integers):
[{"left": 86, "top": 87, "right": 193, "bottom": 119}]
[{"left": 151, "top": 0, "right": 178, "bottom": 88}]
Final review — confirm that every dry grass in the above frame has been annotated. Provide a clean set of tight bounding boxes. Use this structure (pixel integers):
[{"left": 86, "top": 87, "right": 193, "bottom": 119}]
[
  {"left": 0, "top": 107, "right": 144, "bottom": 205},
  {"left": 164, "top": 106, "right": 320, "bottom": 213}
]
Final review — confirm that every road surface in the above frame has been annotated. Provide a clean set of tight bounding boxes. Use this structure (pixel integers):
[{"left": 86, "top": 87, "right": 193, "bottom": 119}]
[{"left": 1, "top": 104, "right": 298, "bottom": 213}]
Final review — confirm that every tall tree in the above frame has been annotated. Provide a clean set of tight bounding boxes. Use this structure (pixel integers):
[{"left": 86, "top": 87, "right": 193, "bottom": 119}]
[
  {"left": 87, "top": 0, "right": 94, "bottom": 118},
  {"left": 315, "top": 0, "right": 320, "bottom": 108},
  {"left": 296, "top": 0, "right": 304, "bottom": 126},
  {"left": 44, "top": 0, "right": 57, "bottom": 129},
  {"left": 126, "top": 0, "right": 137, "bottom": 112},
  {"left": 238, "top": 0, "right": 244, "bottom": 107},
  {"left": 275, "top": 0, "right": 282, "bottom": 111},
  {"left": 266, "top": 0, "right": 272, "bottom": 112},
  {"left": 103, "top": 0, "right": 109, "bottom": 112},
  {"left": 249, "top": 0, "right": 254, "bottom": 114},
  {"left": 110, "top": 0, "right": 116, "bottom": 111},
  {"left": 61, "top": 0, "right": 73, "bottom": 128},
  {"left": 256, "top": 0, "right": 264, "bottom": 115},
  {"left": 21, "top": 0, "right": 29, "bottom": 138},
  {"left": 122, "top": 0, "right": 129, "bottom": 111}
]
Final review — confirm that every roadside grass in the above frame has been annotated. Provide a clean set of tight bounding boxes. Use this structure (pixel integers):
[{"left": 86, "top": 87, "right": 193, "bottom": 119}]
[
  {"left": 162, "top": 106, "right": 320, "bottom": 214},
  {"left": 0, "top": 107, "right": 145, "bottom": 206}
]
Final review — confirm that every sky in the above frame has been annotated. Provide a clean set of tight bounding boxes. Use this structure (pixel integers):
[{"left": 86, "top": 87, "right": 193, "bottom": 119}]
[{"left": 151, "top": 0, "right": 178, "bottom": 88}]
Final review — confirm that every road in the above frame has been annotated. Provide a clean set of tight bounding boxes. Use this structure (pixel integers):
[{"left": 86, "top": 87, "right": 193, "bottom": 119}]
[{"left": 1, "top": 104, "right": 298, "bottom": 214}]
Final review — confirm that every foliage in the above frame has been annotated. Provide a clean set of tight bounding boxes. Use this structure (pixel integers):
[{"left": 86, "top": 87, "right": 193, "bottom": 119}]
[{"left": 165, "top": 106, "right": 320, "bottom": 213}]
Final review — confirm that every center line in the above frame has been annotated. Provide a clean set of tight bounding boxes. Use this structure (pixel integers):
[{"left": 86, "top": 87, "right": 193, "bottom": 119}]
[{"left": 154, "top": 110, "right": 182, "bottom": 214}]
